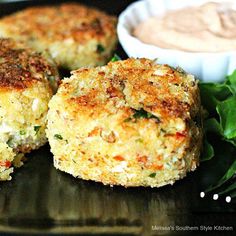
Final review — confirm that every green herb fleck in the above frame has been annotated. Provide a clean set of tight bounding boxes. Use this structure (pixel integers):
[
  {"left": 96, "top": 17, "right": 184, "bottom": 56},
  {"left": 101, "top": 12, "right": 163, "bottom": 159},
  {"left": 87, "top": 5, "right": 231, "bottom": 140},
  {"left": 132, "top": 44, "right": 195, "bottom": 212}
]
[
  {"left": 7, "top": 138, "right": 14, "bottom": 148},
  {"left": 110, "top": 54, "right": 121, "bottom": 62},
  {"left": 124, "top": 117, "right": 132, "bottom": 122},
  {"left": 96, "top": 44, "right": 105, "bottom": 53},
  {"left": 133, "top": 109, "right": 157, "bottom": 120},
  {"left": 133, "top": 109, "right": 160, "bottom": 122},
  {"left": 54, "top": 134, "right": 63, "bottom": 140},
  {"left": 135, "top": 138, "right": 143, "bottom": 143},
  {"left": 34, "top": 126, "right": 41, "bottom": 135},
  {"left": 149, "top": 173, "right": 156, "bottom": 178},
  {"left": 46, "top": 74, "right": 58, "bottom": 93},
  {"left": 160, "top": 128, "right": 166, "bottom": 133},
  {"left": 20, "top": 130, "right": 26, "bottom": 135},
  {"left": 125, "top": 109, "right": 160, "bottom": 123}
]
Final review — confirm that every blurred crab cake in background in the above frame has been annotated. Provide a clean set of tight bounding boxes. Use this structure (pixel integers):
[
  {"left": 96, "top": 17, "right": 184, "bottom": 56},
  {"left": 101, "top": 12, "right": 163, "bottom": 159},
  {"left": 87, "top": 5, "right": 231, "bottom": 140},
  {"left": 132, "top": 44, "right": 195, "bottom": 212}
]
[
  {"left": 0, "top": 3, "right": 117, "bottom": 70},
  {"left": 46, "top": 58, "right": 203, "bottom": 187},
  {"left": 0, "top": 38, "right": 59, "bottom": 181}
]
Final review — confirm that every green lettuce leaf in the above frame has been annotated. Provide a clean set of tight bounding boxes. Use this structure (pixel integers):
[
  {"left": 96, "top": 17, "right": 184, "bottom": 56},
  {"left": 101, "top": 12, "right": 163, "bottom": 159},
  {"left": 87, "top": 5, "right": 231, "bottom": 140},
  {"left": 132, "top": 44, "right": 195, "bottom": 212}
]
[
  {"left": 199, "top": 69, "right": 236, "bottom": 198},
  {"left": 199, "top": 83, "right": 231, "bottom": 113},
  {"left": 205, "top": 159, "right": 236, "bottom": 193},
  {"left": 230, "top": 191, "right": 236, "bottom": 198},
  {"left": 218, "top": 182, "right": 236, "bottom": 196},
  {"left": 226, "top": 70, "right": 236, "bottom": 94},
  {"left": 203, "top": 118, "right": 223, "bottom": 135},
  {"left": 216, "top": 96, "right": 236, "bottom": 141},
  {"left": 201, "top": 137, "right": 214, "bottom": 162}
]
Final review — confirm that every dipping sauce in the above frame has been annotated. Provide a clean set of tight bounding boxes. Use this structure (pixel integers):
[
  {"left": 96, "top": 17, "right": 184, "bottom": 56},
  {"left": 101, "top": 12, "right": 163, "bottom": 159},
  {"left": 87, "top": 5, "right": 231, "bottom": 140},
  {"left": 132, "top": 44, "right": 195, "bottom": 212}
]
[{"left": 134, "top": 2, "right": 236, "bottom": 52}]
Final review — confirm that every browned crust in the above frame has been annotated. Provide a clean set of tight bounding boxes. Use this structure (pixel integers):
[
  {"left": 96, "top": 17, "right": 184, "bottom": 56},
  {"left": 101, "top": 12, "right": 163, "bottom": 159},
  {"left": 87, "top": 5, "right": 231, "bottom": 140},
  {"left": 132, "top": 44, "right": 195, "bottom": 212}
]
[
  {"left": 0, "top": 38, "right": 56, "bottom": 90},
  {"left": 0, "top": 3, "right": 117, "bottom": 44},
  {"left": 64, "top": 58, "right": 199, "bottom": 121}
]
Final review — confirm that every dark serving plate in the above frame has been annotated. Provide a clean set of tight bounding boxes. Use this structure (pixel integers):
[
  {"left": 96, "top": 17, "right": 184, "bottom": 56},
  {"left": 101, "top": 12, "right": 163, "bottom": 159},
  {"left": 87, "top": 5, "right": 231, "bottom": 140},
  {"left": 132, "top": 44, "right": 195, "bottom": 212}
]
[{"left": 0, "top": 1, "right": 236, "bottom": 235}]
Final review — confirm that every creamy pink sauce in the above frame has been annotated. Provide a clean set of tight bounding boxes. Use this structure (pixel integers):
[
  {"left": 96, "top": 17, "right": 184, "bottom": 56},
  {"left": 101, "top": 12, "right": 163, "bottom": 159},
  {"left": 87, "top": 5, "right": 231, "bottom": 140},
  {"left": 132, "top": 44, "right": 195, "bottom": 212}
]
[{"left": 134, "top": 2, "right": 236, "bottom": 52}]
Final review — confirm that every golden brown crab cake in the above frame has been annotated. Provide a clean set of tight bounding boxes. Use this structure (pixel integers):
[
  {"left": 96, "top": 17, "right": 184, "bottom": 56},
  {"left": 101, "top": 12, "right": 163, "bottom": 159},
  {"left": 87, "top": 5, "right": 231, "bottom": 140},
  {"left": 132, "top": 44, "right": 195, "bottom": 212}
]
[
  {"left": 46, "top": 58, "right": 202, "bottom": 187},
  {"left": 0, "top": 3, "right": 117, "bottom": 70},
  {"left": 0, "top": 38, "right": 59, "bottom": 181}
]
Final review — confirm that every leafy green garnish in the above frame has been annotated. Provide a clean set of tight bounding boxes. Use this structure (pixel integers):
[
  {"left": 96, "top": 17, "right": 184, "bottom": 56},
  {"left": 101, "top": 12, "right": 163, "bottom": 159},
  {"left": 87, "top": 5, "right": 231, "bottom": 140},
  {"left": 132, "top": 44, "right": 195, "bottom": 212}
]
[
  {"left": 217, "top": 96, "right": 236, "bottom": 141},
  {"left": 54, "top": 134, "right": 63, "bottom": 140},
  {"left": 34, "top": 126, "right": 41, "bottom": 135},
  {"left": 201, "top": 138, "right": 214, "bottom": 162},
  {"left": 96, "top": 44, "right": 105, "bottom": 53},
  {"left": 200, "top": 70, "right": 236, "bottom": 199},
  {"left": 110, "top": 54, "right": 121, "bottom": 62},
  {"left": 149, "top": 173, "right": 156, "bottom": 178},
  {"left": 200, "top": 83, "right": 231, "bottom": 113},
  {"left": 226, "top": 70, "right": 236, "bottom": 94},
  {"left": 205, "top": 159, "right": 236, "bottom": 194},
  {"left": 204, "top": 118, "right": 223, "bottom": 135}
]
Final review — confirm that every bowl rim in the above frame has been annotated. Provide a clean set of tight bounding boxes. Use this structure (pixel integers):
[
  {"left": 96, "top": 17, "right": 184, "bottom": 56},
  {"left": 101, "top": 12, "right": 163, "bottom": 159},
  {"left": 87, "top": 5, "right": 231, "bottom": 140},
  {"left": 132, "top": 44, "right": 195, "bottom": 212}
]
[{"left": 118, "top": 0, "right": 236, "bottom": 57}]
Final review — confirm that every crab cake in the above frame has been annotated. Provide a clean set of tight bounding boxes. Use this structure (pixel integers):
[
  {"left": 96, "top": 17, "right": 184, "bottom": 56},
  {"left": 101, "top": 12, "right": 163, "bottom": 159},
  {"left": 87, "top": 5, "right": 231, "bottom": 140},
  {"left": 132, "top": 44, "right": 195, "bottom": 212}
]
[
  {"left": 46, "top": 58, "right": 202, "bottom": 187},
  {"left": 0, "top": 38, "right": 59, "bottom": 181},
  {"left": 0, "top": 3, "right": 117, "bottom": 70}
]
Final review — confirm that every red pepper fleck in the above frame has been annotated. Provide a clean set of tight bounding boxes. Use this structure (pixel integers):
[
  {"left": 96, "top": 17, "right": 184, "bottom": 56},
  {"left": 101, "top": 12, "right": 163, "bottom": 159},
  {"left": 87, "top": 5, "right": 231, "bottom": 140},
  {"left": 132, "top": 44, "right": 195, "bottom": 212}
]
[
  {"left": 0, "top": 160, "right": 11, "bottom": 168},
  {"left": 175, "top": 132, "right": 186, "bottom": 139},
  {"left": 113, "top": 155, "right": 125, "bottom": 161},
  {"left": 151, "top": 163, "right": 163, "bottom": 170},
  {"left": 88, "top": 127, "right": 102, "bottom": 137},
  {"left": 137, "top": 155, "right": 148, "bottom": 163}
]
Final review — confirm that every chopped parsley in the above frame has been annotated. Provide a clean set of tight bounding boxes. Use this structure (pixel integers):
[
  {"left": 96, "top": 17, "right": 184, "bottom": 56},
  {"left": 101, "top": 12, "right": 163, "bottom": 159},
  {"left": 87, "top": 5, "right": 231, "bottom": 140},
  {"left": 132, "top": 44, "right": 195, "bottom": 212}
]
[
  {"left": 149, "top": 173, "right": 156, "bottom": 178},
  {"left": 160, "top": 128, "right": 166, "bottom": 133},
  {"left": 54, "top": 134, "right": 63, "bottom": 140},
  {"left": 110, "top": 54, "right": 121, "bottom": 62},
  {"left": 133, "top": 109, "right": 156, "bottom": 119},
  {"left": 124, "top": 109, "right": 160, "bottom": 123},
  {"left": 135, "top": 138, "right": 144, "bottom": 143},
  {"left": 46, "top": 75, "right": 55, "bottom": 83},
  {"left": 19, "top": 130, "right": 26, "bottom": 135},
  {"left": 96, "top": 44, "right": 105, "bottom": 53},
  {"left": 46, "top": 74, "right": 57, "bottom": 93},
  {"left": 7, "top": 138, "right": 14, "bottom": 148},
  {"left": 124, "top": 117, "right": 132, "bottom": 122},
  {"left": 34, "top": 126, "right": 41, "bottom": 135}
]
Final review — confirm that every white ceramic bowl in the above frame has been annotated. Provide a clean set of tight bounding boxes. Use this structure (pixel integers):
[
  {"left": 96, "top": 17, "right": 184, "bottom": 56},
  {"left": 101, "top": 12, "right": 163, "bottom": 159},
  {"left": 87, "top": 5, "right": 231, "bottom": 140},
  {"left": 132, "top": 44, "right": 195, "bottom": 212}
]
[{"left": 118, "top": 0, "right": 236, "bottom": 82}]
